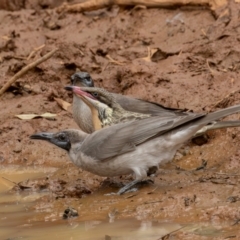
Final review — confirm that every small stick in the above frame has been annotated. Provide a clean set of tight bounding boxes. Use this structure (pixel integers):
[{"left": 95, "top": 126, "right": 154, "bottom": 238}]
[
  {"left": 106, "top": 54, "right": 125, "bottom": 66},
  {"left": 2, "top": 176, "right": 18, "bottom": 185},
  {"left": 27, "top": 44, "right": 46, "bottom": 60},
  {"left": 215, "top": 172, "right": 240, "bottom": 176},
  {"left": 210, "top": 89, "right": 240, "bottom": 110},
  {"left": 0, "top": 48, "right": 58, "bottom": 98},
  {"left": 206, "top": 59, "right": 215, "bottom": 75},
  {"left": 158, "top": 226, "right": 186, "bottom": 240},
  {"left": 57, "top": 0, "right": 217, "bottom": 14}
]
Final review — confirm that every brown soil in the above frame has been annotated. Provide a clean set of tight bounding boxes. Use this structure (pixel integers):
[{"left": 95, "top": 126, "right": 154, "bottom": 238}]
[{"left": 1, "top": 0, "right": 240, "bottom": 239}]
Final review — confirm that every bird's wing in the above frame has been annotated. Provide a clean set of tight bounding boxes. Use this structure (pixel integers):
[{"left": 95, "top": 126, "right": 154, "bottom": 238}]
[
  {"left": 113, "top": 93, "right": 189, "bottom": 116},
  {"left": 80, "top": 113, "right": 205, "bottom": 160}
]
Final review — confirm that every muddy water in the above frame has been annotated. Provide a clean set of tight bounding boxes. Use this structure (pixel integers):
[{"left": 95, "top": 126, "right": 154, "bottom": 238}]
[
  {"left": 0, "top": 166, "right": 52, "bottom": 239},
  {"left": 0, "top": 166, "right": 183, "bottom": 240},
  {"left": 0, "top": 166, "right": 239, "bottom": 239},
  {"left": 0, "top": 166, "right": 183, "bottom": 239}
]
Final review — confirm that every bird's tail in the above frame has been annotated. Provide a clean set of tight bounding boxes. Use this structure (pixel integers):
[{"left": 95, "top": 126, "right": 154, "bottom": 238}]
[
  {"left": 169, "top": 104, "right": 240, "bottom": 145},
  {"left": 194, "top": 120, "right": 240, "bottom": 137},
  {"left": 198, "top": 104, "right": 240, "bottom": 126}
]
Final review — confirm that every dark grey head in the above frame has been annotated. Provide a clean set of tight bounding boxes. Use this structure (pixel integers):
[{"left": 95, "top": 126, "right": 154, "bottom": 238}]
[
  {"left": 30, "top": 129, "right": 87, "bottom": 151},
  {"left": 71, "top": 72, "right": 94, "bottom": 87}
]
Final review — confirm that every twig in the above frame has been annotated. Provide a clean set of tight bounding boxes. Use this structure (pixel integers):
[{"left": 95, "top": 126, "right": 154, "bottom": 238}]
[
  {"left": 201, "top": 28, "right": 209, "bottom": 39},
  {"left": 106, "top": 54, "right": 125, "bottom": 65},
  {"left": 210, "top": 89, "right": 240, "bottom": 110},
  {"left": 215, "top": 172, "right": 240, "bottom": 176},
  {"left": 2, "top": 176, "right": 18, "bottom": 186},
  {"left": 27, "top": 44, "right": 46, "bottom": 60},
  {"left": 206, "top": 59, "right": 215, "bottom": 75},
  {"left": 102, "top": 54, "right": 125, "bottom": 72},
  {"left": 56, "top": 0, "right": 224, "bottom": 14},
  {"left": 143, "top": 200, "right": 162, "bottom": 204},
  {"left": 12, "top": 56, "right": 27, "bottom": 60},
  {"left": 232, "top": 219, "right": 240, "bottom": 226},
  {"left": 124, "top": 193, "right": 137, "bottom": 199},
  {"left": 0, "top": 48, "right": 58, "bottom": 98},
  {"left": 147, "top": 186, "right": 158, "bottom": 194},
  {"left": 129, "top": 4, "right": 146, "bottom": 13},
  {"left": 158, "top": 226, "right": 186, "bottom": 240}
]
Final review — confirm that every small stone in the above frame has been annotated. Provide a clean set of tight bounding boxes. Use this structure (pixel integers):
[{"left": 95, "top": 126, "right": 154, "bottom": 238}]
[
  {"left": 13, "top": 142, "right": 22, "bottom": 153},
  {"left": 62, "top": 207, "right": 79, "bottom": 220}
]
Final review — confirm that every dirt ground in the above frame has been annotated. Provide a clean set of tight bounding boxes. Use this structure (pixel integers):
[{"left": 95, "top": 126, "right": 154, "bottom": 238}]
[{"left": 1, "top": 0, "right": 240, "bottom": 239}]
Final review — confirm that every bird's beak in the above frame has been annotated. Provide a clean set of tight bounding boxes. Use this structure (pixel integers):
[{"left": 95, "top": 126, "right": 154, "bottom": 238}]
[
  {"left": 30, "top": 132, "right": 54, "bottom": 141},
  {"left": 65, "top": 86, "right": 96, "bottom": 100},
  {"left": 30, "top": 132, "right": 71, "bottom": 151}
]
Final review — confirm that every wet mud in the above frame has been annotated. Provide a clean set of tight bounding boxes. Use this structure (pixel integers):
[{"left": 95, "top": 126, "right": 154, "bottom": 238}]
[{"left": 1, "top": 0, "right": 240, "bottom": 239}]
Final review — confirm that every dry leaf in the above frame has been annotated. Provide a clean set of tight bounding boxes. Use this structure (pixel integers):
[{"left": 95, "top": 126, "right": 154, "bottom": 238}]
[
  {"left": 40, "top": 113, "right": 57, "bottom": 119},
  {"left": 142, "top": 47, "right": 180, "bottom": 62},
  {"left": 15, "top": 112, "right": 56, "bottom": 120},
  {"left": 54, "top": 97, "right": 71, "bottom": 111},
  {"left": 141, "top": 47, "right": 158, "bottom": 62}
]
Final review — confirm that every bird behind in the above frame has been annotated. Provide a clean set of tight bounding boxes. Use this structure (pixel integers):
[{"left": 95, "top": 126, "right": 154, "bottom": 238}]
[{"left": 70, "top": 72, "right": 188, "bottom": 133}]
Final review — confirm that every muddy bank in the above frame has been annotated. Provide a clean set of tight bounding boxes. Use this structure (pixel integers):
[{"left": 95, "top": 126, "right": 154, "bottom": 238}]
[{"left": 1, "top": 0, "right": 240, "bottom": 239}]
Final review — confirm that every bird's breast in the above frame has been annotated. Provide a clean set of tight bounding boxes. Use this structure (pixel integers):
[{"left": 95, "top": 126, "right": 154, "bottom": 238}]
[{"left": 69, "top": 151, "right": 132, "bottom": 177}]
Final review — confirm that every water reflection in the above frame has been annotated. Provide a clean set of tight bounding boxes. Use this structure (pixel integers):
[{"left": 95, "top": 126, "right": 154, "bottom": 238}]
[
  {"left": 0, "top": 166, "right": 229, "bottom": 240},
  {"left": 0, "top": 166, "right": 182, "bottom": 240}
]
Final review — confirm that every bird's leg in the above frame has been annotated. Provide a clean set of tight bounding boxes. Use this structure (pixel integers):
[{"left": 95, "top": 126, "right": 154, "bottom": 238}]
[
  {"left": 147, "top": 166, "right": 158, "bottom": 176},
  {"left": 117, "top": 167, "right": 158, "bottom": 195},
  {"left": 117, "top": 179, "right": 141, "bottom": 195},
  {"left": 117, "top": 179, "right": 154, "bottom": 195}
]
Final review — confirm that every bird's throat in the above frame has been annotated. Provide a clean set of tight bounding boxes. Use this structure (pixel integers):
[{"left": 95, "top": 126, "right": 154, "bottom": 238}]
[
  {"left": 91, "top": 107, "right": 103, "bottom": 130},
  {"left": 100, "top": 108, "right": 113, "bottom": 128}
]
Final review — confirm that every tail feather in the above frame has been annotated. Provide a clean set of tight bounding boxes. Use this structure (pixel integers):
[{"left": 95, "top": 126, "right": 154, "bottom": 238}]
[
  {"left": 198, "top": 105, "right": 240, "bottom": 126},
  {"left": 195, "top": 120, "right": 240, "bottom": 137}
]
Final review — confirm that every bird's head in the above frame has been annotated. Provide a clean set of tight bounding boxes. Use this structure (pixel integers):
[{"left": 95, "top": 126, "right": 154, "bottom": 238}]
[
  {"left": 65, "top": 86, "right": 117, "bottom": 129},
  {"left": 70, "top": 72, "right": 94, "bottom": 87},
  {"left": 30, "top": 129, "right": 87, "bottom": 151}
]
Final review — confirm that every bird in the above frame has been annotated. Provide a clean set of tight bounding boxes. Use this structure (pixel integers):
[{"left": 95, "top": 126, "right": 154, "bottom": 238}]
[
  {"left": 30, "top": 103, "right": 240, "bottom": 194},
  {"left": 71, "top": 72, "right": 94, "bottom": 133},
  {"left": 65, "top": 85, "right": 240, "bottom": 136},
  {"left": 70, "top": 72, "right": 188, "bottom": 133}
]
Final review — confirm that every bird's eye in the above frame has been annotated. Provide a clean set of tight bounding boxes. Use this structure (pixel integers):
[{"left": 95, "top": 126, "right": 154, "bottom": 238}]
[
  {"left": 58, "top": 134, "right": 66, "bottom": 141},
  {"left": 92, "top": 92, "right": 98, "bottom": 98},
  {"left": 85, "top": 77, "right": 91, "bottom": 82}
]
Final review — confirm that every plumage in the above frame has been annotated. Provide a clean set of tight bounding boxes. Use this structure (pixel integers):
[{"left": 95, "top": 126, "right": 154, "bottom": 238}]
[
  {"left": 70, "top": 72, "right": 187, "bottom": 133},
  {"left": 71, "top": 72, "right": 95, "bottom": 133},
  {"left": 66, "top": 85, "right": 240, "bottom": 137},
  {"left": 31, "top": 104, "right": 240, "bottom": 194}
]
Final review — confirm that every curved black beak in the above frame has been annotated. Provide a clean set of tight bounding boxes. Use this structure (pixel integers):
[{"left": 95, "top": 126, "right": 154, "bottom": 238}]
[
  {"left": 65, "top": 85, "right": 74, "bottom": 91},
  {"left": 30, "top": 132, "right": 71, "bottom": 151},
  {"left": 30, "top": 132, "right": 54, "bottom": 141}
]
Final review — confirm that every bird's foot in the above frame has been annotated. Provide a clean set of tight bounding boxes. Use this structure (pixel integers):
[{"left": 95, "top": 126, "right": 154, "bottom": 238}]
[
  {"left": 117, "top": 179, "right": 154, "bottom": 195},
  {"left": 105, "top": 187, "right": 138, "bottom": 196}
]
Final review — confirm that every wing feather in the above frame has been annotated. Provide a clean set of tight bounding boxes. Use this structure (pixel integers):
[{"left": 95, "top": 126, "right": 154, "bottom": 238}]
[{"left": 80, "top": 113, "right": 205, "bottom": 160}]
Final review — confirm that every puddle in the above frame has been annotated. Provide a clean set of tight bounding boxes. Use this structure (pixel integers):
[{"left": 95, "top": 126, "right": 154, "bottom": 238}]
[
  {"left": 0, "top": 166, "right": 55, "bottom": 240},
  {"left": 0, "top": 165, "right": 182, "bottom": 240},
  {"left": 1, "top": 219, "right": 183, "bottom": 240},
  {"left": 0, "top": 165, "right": 183, "bottom": 240},
  {"left": 0, "top": 166, "right": 238, "bottom": 240}
]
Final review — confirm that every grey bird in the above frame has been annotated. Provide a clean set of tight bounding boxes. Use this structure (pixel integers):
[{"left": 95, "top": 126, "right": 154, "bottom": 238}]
[
  {"left": 71, "top": 72, "right": 188, "bottom": 133},
  {"left": 66, "top": 85, "right": 240, "bottom": 137},
  {"left": 31, "top": 104, "right": 240, "bottom": 194}
]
